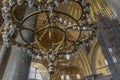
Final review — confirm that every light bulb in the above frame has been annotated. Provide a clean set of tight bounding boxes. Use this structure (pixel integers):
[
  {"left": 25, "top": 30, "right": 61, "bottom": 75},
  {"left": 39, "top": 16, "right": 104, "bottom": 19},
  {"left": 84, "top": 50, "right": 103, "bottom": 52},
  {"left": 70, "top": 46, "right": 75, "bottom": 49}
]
[
  {"left": 28, "top": 0, "right": 34, "bottom": 8},
  {"left": 17, "top": 0, "right": 24, "bottom": 5}
]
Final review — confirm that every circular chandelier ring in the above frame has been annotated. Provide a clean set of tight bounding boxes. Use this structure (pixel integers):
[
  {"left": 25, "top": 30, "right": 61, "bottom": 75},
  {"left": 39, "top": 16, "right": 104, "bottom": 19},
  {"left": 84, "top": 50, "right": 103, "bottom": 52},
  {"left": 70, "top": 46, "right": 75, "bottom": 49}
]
[
  {"left": 19, "top": 9, "right": 81, "bottom": 45},
  {"left": 15, "top": 11, "right": 81, "bottom": 52}
]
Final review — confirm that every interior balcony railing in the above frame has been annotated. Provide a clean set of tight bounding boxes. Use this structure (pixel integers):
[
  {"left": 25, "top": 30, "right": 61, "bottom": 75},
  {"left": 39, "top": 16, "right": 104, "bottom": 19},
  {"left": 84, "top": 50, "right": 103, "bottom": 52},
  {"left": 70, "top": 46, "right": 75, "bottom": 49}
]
[
  {"left": 95, "top": 75, "right": 113, "bottom": 80},
  {"left": 85, "top": 75, "right": 113, "bottom": 80}
]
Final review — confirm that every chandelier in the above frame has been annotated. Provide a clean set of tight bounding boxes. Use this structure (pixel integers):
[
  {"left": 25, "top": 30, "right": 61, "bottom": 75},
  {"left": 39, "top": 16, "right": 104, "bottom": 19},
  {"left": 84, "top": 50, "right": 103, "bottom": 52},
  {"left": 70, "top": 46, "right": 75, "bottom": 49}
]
[{"left": 1, "top": 0, "right": 96, "bottom": 73}]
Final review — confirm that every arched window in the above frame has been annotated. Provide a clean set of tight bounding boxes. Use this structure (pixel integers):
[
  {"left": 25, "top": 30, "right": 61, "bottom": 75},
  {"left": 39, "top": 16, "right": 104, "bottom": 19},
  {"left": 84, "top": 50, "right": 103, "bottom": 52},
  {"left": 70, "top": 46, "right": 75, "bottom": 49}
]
[
  {"left": 29, "top": 66, "right": 43, "bottom": 80},
  {"left": 29, "top": 62, "right": 50, "bottom": 80}
]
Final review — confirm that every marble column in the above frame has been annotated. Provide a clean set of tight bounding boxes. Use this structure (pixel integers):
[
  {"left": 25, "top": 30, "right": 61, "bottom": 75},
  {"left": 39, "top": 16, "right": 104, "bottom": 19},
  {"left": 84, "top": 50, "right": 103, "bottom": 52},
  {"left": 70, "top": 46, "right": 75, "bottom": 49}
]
[
  {"left": 2, "top": 6, "right": 37, "bottom": 80},
  {"left": 0, "top": 45, "right": 9, "bottom": 66},
  {"left": 0, "top": 44, "right": 11, "bottom": 80}
]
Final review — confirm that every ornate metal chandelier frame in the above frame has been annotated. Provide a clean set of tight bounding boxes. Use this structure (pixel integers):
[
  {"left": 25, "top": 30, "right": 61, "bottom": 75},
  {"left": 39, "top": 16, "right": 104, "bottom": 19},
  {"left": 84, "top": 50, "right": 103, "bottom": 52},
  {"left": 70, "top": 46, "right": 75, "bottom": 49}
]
[{"left": 1, "top": 0, "right": 97, "bottom": 62}]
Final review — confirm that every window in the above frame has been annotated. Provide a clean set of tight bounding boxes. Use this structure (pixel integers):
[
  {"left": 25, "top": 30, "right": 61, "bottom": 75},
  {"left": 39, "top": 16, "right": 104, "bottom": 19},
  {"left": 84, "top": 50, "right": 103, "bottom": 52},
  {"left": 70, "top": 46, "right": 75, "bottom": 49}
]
[
  {"left": 29, "top": 66, "right": 43, "bottom": 80},
  {"left": 112, "top": 56, "right": 117, "bottom": 63},
  {"left": 66, "top": 75, "right": 70, "bottom": 80},
  {"left": 77, "top": 74, "right": 81, "bottom": 79},
  {"left": 29, "top": 62, "right": 50, "bottom": 80},
  {"left": 61, "top": 75, "right": 64, "bottom": 80},
  {"left": 108, "top": 48, "right": 113, "bottom": 53},
  {"left": 104, "top": 60, "right": 108, "bottom": 66}
]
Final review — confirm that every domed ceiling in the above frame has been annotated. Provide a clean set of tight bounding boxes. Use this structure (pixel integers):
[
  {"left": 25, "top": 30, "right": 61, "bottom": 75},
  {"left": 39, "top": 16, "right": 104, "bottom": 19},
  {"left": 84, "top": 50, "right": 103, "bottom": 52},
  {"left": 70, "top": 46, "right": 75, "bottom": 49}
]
[{"left": 0, "top": 0, "right": 117, "bottom": 79}]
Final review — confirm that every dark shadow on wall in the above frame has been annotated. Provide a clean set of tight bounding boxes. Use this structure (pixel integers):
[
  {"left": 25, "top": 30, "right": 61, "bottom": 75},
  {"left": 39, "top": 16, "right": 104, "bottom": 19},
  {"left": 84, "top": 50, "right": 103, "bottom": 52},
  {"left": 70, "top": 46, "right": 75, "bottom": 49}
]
[{"left": 0, "top": 1, "right": 4, "bottom": 27}]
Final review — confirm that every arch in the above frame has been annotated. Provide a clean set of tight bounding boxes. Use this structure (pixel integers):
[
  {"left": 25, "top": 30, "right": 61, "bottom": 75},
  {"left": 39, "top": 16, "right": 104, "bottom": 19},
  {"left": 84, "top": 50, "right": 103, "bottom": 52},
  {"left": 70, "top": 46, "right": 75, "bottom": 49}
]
[
  {"left": 89, "top": 39, "right": 99, "bottom": 74},
  {"left": 91, "top": 43, "right": 101, "bottom": 74},
  {"left": 30, "top": 61, "right": 51, "bottom": 80},
  {"left": 90, "top": 40, "right": 110, "bottom": 75},
  {"left": 78, "top": 48, "right": 92, "bottom": 76}
]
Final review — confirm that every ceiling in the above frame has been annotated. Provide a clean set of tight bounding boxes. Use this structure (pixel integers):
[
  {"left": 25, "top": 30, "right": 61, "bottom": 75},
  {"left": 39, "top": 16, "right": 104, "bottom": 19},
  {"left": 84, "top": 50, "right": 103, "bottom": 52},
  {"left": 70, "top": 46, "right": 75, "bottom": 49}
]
[{"left": 0, "top": 0, "right": 118, "bottom": 79}]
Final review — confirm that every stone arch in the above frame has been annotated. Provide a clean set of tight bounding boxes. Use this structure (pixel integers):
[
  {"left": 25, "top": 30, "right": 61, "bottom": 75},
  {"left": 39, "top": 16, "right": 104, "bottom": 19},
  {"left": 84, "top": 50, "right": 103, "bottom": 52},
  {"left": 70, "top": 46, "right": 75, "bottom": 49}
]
[
  {"left": 90, "top": 40, "right": 110, "bottom": 75},
  {"left": 89, "top": 39, "right": 99, "bottom": 74},
  {"left": 78, "top": 48, "right": 92, "bottom": 76},
  {"left": 31, "top": 60, "right": 51, "bottom": 80}
]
